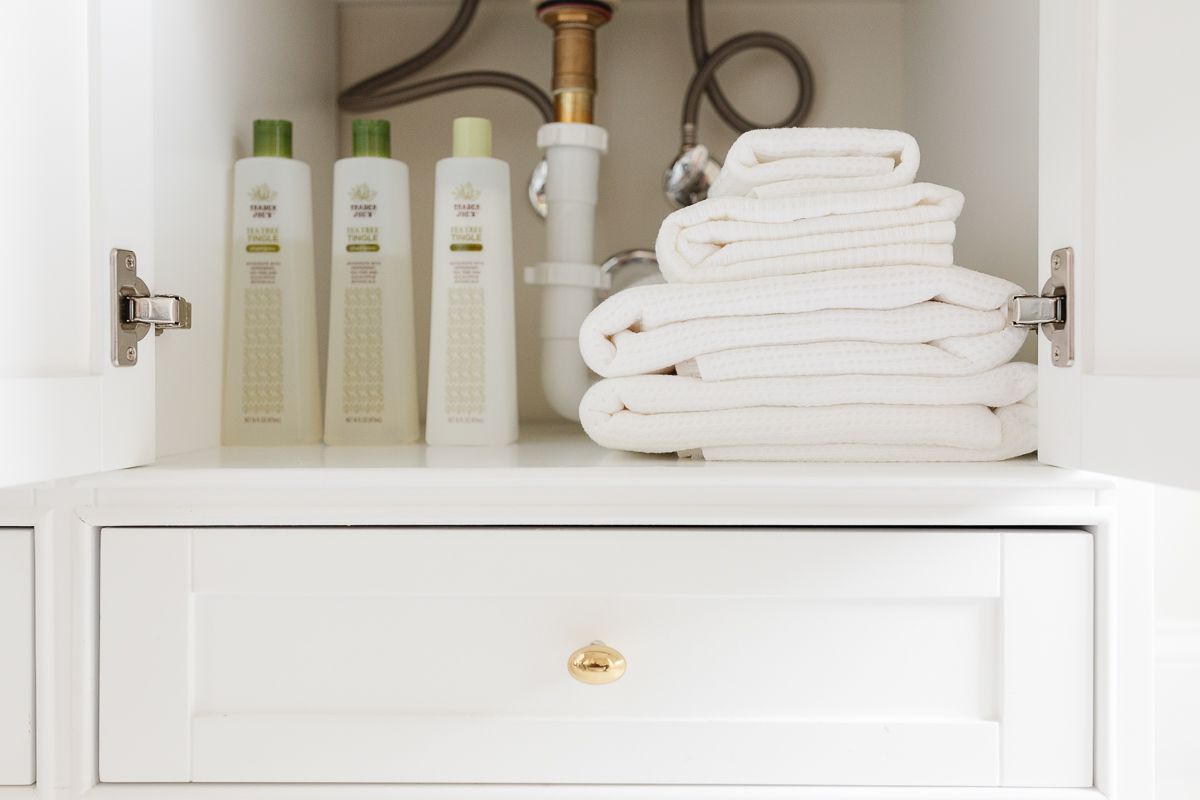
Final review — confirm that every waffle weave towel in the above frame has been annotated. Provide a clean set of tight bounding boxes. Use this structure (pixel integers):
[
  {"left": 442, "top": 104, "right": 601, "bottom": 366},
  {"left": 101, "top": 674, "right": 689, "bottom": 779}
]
[
  {"left": 579, "top": 364, "right": 1037, "bottom": 462},
  {"left": 698, "top": 396, "right": 1036, "bottom": 462},
  {"left": 708, "top": 127, "right": 920, "bottom": 199},
  {"left": 579, "top": 264, "right": 1027, "bottom": 380},
  {"left": 656, "top": 183, "right": 962, "bottom": 284}
]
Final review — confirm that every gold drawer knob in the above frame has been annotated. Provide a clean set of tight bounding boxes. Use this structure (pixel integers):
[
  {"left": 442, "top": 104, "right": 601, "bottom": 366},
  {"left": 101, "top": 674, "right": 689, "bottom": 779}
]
[{"left": 567, "top": 641, "right": 626, "bottom": 685}]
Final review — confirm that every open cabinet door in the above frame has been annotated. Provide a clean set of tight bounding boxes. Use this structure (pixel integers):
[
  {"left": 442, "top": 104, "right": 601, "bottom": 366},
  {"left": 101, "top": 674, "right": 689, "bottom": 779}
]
[
  {"left": 0, "top": 0, "right": 157, "bottom": 487},
  {"left": 1039, "top": 0, "right": 1200, "bottom": 490}
]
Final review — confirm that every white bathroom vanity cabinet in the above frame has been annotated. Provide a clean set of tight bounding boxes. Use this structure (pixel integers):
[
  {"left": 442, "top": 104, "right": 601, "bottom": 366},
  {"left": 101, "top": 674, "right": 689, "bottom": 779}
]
[{"left": 0, "top": 0, "right": 1196, "bottom": 799}]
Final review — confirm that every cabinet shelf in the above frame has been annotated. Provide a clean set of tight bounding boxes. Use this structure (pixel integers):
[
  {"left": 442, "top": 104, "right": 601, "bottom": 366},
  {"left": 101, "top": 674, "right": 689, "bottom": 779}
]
[
  {"left": 59, "top": 425, "right": 1113, "bottom": 529},
  {"left": 108, "top": 424, "right": 1091, "bottom": 481}
]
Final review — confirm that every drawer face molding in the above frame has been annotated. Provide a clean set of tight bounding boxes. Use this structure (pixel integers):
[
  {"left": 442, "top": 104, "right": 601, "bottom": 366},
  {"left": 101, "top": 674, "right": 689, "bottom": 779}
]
[
  {"left": 98, "top": 527, "right": 1092, "bottom": 787},
  {"left": 0, "top": 528, "right": 34, "bottom": 786}
]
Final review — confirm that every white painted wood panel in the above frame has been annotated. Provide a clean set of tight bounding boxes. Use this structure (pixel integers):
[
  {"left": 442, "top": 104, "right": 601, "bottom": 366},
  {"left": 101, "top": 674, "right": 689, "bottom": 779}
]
[
  {"left": 0, "top": 529, "right": 34, "bottom": 785},
  {"left": 1001, "top": 532, "right": 1094, "bottom": 787},
  {"left": 188, "top": 527, "right": 1003, "bottom": 597},
  {"left": 0, "top": 0, "right": 157, "bottom": 488},
  {"left": 1038, "top": 0, "right": 1200, "bottom": 490},
  {"left": 78, "top": 785, "right": 1107, "bottom": 800},
  {"left": 99, "top": 527, "right": 1092, "bottom": 787},
  {"left": 191, "top": 595, "right": 995, "bottom": 719},
  {"left": 190, "top": 717, "right": 999, "bottom": 785},
  {"left": 98, "top": 530, "right": 191, "bottom": 781}
]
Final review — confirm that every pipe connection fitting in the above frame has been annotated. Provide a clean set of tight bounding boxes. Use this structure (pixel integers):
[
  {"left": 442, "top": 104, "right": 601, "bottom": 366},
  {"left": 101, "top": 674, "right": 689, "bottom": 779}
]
[
  {"left": 535, "top": 0, "right": 618, "bottom": 123},
  {"left": 524, "top": 122, "right": 609, "bottom": 421}
]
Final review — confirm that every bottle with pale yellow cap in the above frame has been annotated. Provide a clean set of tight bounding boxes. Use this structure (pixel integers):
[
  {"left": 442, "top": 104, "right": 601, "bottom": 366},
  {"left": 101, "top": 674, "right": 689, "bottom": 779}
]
[{"left": 426, "top": 117, "right": 518, "bottom": 445}]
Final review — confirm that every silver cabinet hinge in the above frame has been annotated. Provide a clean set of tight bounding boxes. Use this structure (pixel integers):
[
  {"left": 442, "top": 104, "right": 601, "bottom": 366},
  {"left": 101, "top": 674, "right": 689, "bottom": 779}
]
[
  {"left": 1008, "top": 246, "right": 1074, "bottom": 367},
  {"left": 111, "top": 248, "right": 192, "bottom": 367}
]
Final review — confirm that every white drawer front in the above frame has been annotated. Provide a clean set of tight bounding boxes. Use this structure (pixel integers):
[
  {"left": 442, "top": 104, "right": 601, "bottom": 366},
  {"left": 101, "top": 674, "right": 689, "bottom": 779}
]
[
  {"left": 99, "top": 527, "right": 1092, "bottom": 787},
  {"left": 0, "top": 529, "right": 34, "bottom": 785}
]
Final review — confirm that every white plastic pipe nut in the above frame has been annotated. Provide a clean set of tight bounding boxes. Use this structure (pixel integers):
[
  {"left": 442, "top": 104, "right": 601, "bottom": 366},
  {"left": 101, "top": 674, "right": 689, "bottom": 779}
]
[{"left": 537, "top": 122, "right": 609, "bottom": 153}]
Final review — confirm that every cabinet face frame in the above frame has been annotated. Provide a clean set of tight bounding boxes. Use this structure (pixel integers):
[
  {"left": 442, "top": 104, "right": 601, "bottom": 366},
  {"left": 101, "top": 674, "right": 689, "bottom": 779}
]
[
  {"left": 7, "top": 0, "right": 1197, "bottom": 494},
  {"left": 0, "top": 527, "right": 34, "bottom": 786},
  {"left": 16, "top": 494, "right": 1146, "bottom": 800},
  {"left": 96, "top": 527, "right": 1093, "bottom": 787},
  {"left": 1, "top": 0, "right": 1160, "bottom": 796}
]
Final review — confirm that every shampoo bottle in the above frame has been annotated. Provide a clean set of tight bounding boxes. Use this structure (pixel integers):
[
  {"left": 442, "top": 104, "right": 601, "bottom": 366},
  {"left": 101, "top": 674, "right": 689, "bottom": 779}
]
[
  {"left": 222, "top": 119, "right": 322, "bottom": 445},
  {"left": 324, "top": 120, "right": 420, "bottom": 444},
  {"left": 425, "top": 117, "right": 518, "bottom": 445}
]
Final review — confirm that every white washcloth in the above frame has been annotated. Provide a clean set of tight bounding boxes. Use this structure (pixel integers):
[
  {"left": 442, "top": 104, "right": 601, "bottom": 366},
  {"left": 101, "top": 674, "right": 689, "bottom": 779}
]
[
  {"left": 580, "top": 265, "right": 1027, "bottom": 379},
  {"left": 579, "top": 364, "right": 1037, "bottom": 461},
  {"left": 656, "top": 183, "right": 962, "bottom": 284},
  {"left": 708, "top": 127, "right": 920, "bottom": 199}
]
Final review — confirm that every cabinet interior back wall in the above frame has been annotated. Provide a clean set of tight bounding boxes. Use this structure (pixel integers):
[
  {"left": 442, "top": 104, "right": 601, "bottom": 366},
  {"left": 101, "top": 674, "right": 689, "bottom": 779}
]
[{"left": 151, "top": 0, "right": 1037, "bottom": 457}]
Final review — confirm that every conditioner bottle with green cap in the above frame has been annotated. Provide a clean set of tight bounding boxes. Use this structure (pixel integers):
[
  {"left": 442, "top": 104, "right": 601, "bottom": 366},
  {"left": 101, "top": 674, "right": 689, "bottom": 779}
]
[
  {"left": 426, "top": 117, "right": 518, "bottom": 445},
  {"left": 222, "top": 119, "right": 322, "bottom": 444},
  {"left": 324, "top": 119, "right": 419, "bottom": 444}
]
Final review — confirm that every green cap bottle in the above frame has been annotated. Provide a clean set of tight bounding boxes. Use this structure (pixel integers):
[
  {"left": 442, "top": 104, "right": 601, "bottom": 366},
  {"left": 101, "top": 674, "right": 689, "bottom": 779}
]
[
  {"left": 452, "top": 117, "right": 492, "bottom": 158},
  {"left": 253, "top": 119, "right": 293, "bottom": 158},
  {"left": 352, "top": 119, "right": 391, "bottom": 158}
]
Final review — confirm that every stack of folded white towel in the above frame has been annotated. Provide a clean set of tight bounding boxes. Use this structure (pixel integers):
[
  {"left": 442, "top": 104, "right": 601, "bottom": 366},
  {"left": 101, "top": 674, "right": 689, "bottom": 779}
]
[{"left": 578, "top": 128, "right": 1036, "bottom": 462}]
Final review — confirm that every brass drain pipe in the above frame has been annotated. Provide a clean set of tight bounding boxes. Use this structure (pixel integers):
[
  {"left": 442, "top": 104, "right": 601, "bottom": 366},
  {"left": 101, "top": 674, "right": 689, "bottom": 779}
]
[{"left": 535, "top": 1, "right": 617, "bottom": 123}]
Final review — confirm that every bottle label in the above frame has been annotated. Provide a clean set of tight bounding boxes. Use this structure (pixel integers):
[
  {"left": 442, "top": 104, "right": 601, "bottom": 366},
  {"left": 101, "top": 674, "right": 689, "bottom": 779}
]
[
  {"left": 449, "top": 182, "right": 484, "bottom": 282},
  {"left": 347, "top": 183, "right": 381, "bottom": 254},
  {"left": 339, "top": 183, "right": 386, "bottom": 424},
  {"left": 241, "top": 286, "right": 283, "bottom": 423},
  {"left": 241, "top": 183, "right": 284, "bottom": 423},
  {"left": 444, "top": 182, "right": 487, "bottom": 422},
  {"left": 246, "top": 183, "right": 281, "bottom": 253},
  {"left": 341, "top": 286, "right": 384, "bottom": 424},
  {"left": 445, "top": 286, "right": 486, "bottom": 421}
]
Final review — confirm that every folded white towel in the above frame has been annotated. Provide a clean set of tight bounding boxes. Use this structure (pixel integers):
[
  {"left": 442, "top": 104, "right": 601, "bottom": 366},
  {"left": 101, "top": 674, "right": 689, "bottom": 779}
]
[
  {"left": 656, "top": 183, "right": 962, "bottom": 284},
  {"left": 579, "top": 366, "right": 1037, "bottom": 461},
  {"left": 699, "top": 399, "right": 1036, "bottom": 462},
  {"left": 580, "top": 264, "right": 1027, "bottom": 379},
  {"left": 584, "top": 363, "right": 1037, "bottom": 416},
  {"left": 708, "top": 128, "right": 920, "bottom": 199}
]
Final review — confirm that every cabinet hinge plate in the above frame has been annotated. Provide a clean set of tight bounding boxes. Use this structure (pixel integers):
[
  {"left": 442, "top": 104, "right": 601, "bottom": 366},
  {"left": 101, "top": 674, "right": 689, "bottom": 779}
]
[
  {"left": 111, "top": 248, "right": 192, "bottom": 367},
  {"left": 1008, "top": 246, "right": 1074, "bottom": 367}
]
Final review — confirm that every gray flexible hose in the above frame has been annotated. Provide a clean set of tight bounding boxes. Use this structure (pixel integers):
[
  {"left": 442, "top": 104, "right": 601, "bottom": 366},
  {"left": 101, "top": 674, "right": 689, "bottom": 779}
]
[
  {"left": 339, "top": 0, "right": 810, "bottom": 134},
  {"left": 682, "top": 0, "right": 814, "bottom": 143},
  {"left": 338, "top": 0, "right": 554, "bottom": 122}
]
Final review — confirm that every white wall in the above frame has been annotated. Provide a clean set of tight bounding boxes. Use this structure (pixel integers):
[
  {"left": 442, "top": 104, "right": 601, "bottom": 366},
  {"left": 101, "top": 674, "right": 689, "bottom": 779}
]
[
  {"left": 147, "top": 0, "right": 1045, "bottom": 438},
  {"left": 903, "top": 0, "right": 1040, "bottom": 362},
  {"left": 339, "top": 0, "right": 909, "bottom": 422},
  {"left": 153, "top": 0, "right": 339, "bottom": 456}
]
